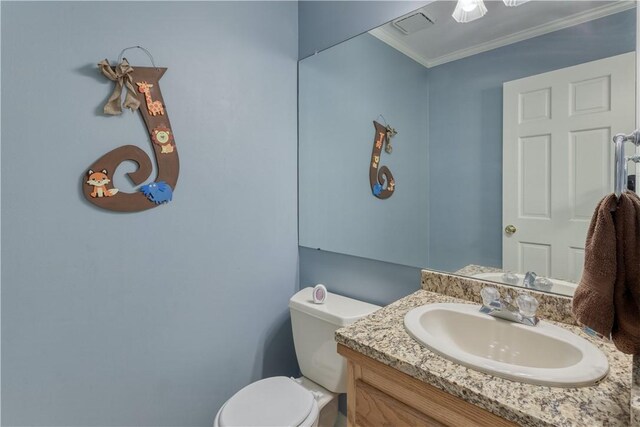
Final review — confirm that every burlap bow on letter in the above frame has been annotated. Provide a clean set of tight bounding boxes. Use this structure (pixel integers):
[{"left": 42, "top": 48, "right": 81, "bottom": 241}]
[{"left": 98, "top": 59, "right": 141, "bottom": 115}]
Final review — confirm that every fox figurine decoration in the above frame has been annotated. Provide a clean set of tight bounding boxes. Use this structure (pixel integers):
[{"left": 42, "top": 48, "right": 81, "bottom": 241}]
[{"left": 87, "top": 169, "right": 119, "bottom": 198}]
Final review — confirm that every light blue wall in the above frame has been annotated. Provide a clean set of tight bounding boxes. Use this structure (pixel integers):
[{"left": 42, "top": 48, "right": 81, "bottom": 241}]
[
  {"left": 1, "top": 2, "right": 298, "bottom": 426},
  {"left": 299, "top": 1, "right": 430, "bottom": 59},
  {"left": 299, "top": 248, "right": 421, "bottom": 306},
  {"left": 427, "top": 9, "right": 636, "bottom": 272},
  {"left": 299, "top": 33, "right": 429, "bottom": 268},
  {"left": 297, "top": 0, "right": 428, "bottom": 376}
]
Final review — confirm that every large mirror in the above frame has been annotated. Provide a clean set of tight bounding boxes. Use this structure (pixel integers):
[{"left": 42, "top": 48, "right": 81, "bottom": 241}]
[{"left": 299, "top": 0, "right": 637, "bottom": 296}]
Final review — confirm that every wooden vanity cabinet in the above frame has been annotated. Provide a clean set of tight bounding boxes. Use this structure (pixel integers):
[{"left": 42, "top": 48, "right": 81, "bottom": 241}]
[{"left": 338, "top": 344, "right": 517, "bottom": 427}]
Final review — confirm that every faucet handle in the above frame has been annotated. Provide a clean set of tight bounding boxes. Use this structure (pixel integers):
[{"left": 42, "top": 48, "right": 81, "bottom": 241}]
[
  {"left": 533, "top": 276, "right": 553, "bottom": 292},
  {"left": 481, "top": 287, "right": 500, "bottom": 306},
  {"left": 516, "top": 293, "right": 539, "bottom": 318},
  {"left": 501, "top": 272, "right": 519, "bottom": 285}
]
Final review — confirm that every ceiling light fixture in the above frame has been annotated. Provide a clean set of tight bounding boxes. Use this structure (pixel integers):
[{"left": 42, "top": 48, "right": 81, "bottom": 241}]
[
  {"left": 452, "top": 0, "right": 488, "bottom": 23},
  {"left": 503, "top": 0, "right": 530, "bottom": 6}
]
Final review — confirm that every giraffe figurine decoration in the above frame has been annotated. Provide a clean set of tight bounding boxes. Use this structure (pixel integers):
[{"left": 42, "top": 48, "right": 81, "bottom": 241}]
[
  {"left": 84, "top": 59, "right": 179, "bottom": 212},
  {"left": 136, "top": 81, "right": 165, "bottom": 116}
]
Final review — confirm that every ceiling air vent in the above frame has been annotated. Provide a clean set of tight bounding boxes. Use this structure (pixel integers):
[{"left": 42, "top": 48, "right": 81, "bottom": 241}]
[{"left": 392, "top": 13, "right": 434, "bottom": 35}]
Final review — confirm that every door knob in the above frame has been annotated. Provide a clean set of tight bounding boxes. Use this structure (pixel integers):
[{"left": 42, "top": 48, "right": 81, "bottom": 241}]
[{"left": 505, "top": 225, "right": 517, "bottom": 235}]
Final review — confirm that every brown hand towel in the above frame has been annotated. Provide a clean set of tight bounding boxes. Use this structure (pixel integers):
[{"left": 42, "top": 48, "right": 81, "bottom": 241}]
[{"left": 572, "top": 191, "right": 640, "bottom": 354}]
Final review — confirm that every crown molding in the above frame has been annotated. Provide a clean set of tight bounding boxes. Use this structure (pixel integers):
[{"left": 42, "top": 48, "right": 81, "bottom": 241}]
[
  {"left": 370, "top": 1, "right": 636, "bottom": 69},
  {"left": 369, "top": 27, "right": 433, "bottom": 69}
]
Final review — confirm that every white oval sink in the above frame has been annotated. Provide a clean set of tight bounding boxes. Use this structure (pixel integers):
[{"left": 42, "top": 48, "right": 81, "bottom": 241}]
[{"left": 404, "top": 303, "right": 609, "bottom": 387}]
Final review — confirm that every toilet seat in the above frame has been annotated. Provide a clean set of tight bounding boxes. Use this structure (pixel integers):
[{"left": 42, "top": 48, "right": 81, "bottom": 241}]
[{"left": 215, "top": 376, "right": 319, "bottom": 427}]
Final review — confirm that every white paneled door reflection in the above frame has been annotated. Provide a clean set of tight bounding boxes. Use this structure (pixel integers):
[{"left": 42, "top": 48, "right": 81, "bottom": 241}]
[{"left": 503, "top": 52, "right": 635, "bottom": 282}]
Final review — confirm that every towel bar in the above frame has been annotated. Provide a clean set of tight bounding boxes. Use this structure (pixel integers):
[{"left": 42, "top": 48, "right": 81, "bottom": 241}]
[{"left": 613, "top": 130, "right": 640, "bottom": 198}]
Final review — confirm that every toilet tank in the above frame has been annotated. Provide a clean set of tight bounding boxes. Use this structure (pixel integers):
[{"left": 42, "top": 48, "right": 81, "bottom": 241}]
[{"left": 289, "top": 288, "right": 380, "bottom": 393}]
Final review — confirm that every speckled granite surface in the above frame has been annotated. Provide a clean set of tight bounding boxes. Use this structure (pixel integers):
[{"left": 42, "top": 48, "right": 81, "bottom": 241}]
[
  {"left": 336, "top": 290, "right": 633, "bottom": 427},
  {"left": 422, "top": 269, "right": 576, "bottom": 325},
  {"left": 632, "top": 356, "right": 640, "bottom": 426},
  {"left": 455, "top": 264, "right": 503, "bottom": 276}
]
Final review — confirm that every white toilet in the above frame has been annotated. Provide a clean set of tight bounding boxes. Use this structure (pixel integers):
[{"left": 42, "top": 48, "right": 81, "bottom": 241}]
[{"left": 213, "top": 287, "right": 380, "bottom": 427}]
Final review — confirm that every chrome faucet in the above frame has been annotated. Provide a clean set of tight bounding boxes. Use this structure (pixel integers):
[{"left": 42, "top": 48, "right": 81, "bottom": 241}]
[
  {"left": 523, "top": 271, "right": 553, "bottom": 292},
  {"left": 480, "top": 287, "right": 539, "bottom": 326},
  {"left": 523, "top": 271, "right": 537, "bottom": 288}
]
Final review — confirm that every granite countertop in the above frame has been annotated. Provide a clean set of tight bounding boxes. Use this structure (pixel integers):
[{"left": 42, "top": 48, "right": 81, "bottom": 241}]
[
  {"left": 336, "top": 290, "right": 633, "bottom": 427},
  {"left": 455, "top": 264, "right": 504, "bottom": 277}
]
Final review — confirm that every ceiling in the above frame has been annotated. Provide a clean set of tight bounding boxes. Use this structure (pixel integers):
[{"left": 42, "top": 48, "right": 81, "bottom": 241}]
[{"left": 369, "top": 0, "right": 636, "bottom": 68}]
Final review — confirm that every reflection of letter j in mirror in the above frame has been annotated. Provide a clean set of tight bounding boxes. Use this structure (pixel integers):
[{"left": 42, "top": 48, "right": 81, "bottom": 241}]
[{"left": 370, "top": 121, "right": 396, "bottom": 199}]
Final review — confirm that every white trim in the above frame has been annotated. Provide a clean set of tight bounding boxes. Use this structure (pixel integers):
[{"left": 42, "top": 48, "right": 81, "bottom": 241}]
[
  {"left": 370, "top": 1, "right": 636, "bottom": 69},
  {"left": 369, "top": 27, "right": 432, "bottom": 69}
]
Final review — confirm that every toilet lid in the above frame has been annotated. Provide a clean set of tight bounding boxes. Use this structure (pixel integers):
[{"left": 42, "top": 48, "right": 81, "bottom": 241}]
[{"left": 219, "top": 377, "right": 315, "bottom": 427}]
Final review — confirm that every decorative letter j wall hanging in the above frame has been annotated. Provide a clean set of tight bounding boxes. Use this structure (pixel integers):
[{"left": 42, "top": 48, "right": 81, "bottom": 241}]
[
  {"left": 82, "top": 46, "right": 179, "bottom": 212},
  {"left": 370, "top": 120, "right": 397, "bottom": 199}
]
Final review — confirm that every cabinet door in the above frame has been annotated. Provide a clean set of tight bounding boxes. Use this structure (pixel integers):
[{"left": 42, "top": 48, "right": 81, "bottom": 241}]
[
  {"left": 339, "top": 344, "right": 518, "bottom": 427},
  {"left": 355, "top": 380, "right": 445, "bottom": 427}
]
